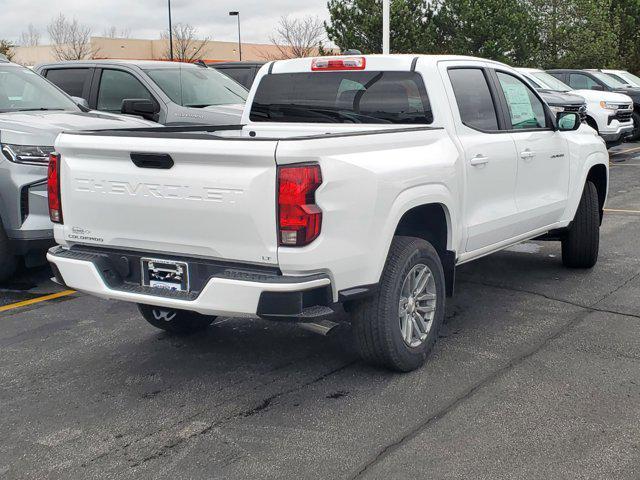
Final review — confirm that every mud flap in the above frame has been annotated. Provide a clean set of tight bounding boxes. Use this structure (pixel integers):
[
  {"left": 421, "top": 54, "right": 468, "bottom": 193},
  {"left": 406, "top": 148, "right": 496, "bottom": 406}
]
[{"left": 441, "top": 250, "right": 456, "bottom": 297}]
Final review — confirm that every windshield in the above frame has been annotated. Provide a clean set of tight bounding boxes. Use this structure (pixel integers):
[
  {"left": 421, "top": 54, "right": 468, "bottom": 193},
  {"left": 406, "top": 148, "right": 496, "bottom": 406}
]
[
  {"left": 531, "top": 72, "right": 572, "bottom": 92},
  {"left": 619, "top": 71, "right": 640, "bottom": 87},
  {"left": 144, "top": 66, "right": 247, "bottom": 107},
  {"left": 250, "top": 71, "right": 433, "bottom": 124},
  {"left": 0, "top": 65, "right": 79, "bottom": 113},
  {"left": 592, "top": 71, "right": 626, "bottom": 89}
]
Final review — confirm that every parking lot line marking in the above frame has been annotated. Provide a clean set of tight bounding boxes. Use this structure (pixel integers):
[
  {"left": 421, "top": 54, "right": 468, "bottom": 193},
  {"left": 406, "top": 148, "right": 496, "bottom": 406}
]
[
  {"left": 610, "top": 146, "right": 640, "bottom": 156},
  {"left": 610, "top": 163, "right": 640, "bottom": 166},
  {"left": 604, "top": 208, "right": 640, "bottom": 214},
  {"left": 0, "top": 289, "right": 76, "bottom": 313}
]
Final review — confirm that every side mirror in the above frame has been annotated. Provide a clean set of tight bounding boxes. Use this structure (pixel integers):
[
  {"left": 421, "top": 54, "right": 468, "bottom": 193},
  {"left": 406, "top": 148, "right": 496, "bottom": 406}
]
[
  {"left": 121, "top": 98, "right": 159, "bottom": 121},
  {"left": 557, "top": 111, "right": 581, "bottom": 131},
  {"left": 71, "top": 96, "right": 89, "bottom": 110},
  {"left": 590, "top": 85, "right": 605, "bottom": 91}
]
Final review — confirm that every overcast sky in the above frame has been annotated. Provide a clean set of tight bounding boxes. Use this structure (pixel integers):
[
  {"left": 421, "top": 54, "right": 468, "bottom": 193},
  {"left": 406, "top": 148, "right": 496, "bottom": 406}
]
[{"left": 2, "top": 0, "right": 331, "bottom": 45}]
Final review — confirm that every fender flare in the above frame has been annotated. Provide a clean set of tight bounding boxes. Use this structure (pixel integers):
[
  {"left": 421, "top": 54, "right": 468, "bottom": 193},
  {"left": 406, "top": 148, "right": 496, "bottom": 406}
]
[
  {"left": 372, "top": 183, "right": 458, "bottom": 287},
  {"left": 565, "top": 151, "right": 608, "bottom": 224}
]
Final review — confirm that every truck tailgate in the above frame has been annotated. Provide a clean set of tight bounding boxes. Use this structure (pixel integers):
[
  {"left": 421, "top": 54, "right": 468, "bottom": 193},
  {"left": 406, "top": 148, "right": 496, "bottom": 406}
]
[{"left": 54, "top": 133, "right": 279, "bottom": 265}]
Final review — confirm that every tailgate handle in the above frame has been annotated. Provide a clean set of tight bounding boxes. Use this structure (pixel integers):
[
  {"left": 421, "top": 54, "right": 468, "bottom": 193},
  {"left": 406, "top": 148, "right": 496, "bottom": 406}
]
[{"left": 130, "top": 153, "right": 174, "bottom": 170}]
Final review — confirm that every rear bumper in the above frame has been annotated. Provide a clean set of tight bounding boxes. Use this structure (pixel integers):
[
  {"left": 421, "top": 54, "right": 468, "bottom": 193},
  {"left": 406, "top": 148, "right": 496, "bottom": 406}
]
[
  {"left": 47, "top": 246, "right": 332, "bottom": 318},
  {"left": 9, "top": 236, "right": 55, "bottom": 255}
]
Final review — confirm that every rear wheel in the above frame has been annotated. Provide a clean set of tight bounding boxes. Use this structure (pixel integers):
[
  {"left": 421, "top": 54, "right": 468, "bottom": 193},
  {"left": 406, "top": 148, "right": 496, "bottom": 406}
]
[
  {"left": 137, "top": 304, "right": 216, "bottom": 334},
  {"left": 0, "top": 221, "right": 18, "bottom": 283},
  {"left": 562, "top": 181, "right": 600, "bottom": 268},
  {"left": 351, "top": 236, "right": 445, "bottom": 372}
]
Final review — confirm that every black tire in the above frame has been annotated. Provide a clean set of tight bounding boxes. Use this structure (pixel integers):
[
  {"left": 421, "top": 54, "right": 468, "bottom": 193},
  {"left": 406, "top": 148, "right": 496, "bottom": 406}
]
[
  {"left": 0, "top": 221, "right": 18, "bottom": 283},
  {"left": 137, "top": 304, "right": 216, "bottom": 334},
  {"left": 351, "top": 236, "right": 446, "bottom": 372},
  {"left": 562, "top": 181, "right": 600, "bottom": 268},
  {"left": 628, "top": 111, "right": 640, "bottom": 142}
]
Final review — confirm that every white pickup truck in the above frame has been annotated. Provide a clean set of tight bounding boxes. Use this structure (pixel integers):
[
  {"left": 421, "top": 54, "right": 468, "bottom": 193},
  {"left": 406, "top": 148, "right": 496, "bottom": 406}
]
[{"left": 47, "top": 55, "right": 608, "bottom": 372}]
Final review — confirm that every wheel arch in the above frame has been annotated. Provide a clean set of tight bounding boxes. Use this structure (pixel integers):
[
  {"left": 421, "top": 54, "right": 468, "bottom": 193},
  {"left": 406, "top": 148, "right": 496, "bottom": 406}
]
[
  {"left": 394, "top": 203, "right": 451, "bottom": 256},
  {"left": 389, "top": 200, "right": 456, "bottom": 297},
  {"left": 586, "top": 163, "right": 607, "bottom": 224},
  {"left": 585, "top": 115, "right": 599, "bottom": 132}
]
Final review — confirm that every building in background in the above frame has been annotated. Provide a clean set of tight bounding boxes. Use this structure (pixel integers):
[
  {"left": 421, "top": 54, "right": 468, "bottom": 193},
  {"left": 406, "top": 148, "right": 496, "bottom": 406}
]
[{"left": 12, "top": 37, "right": 293, "bottom": 66}]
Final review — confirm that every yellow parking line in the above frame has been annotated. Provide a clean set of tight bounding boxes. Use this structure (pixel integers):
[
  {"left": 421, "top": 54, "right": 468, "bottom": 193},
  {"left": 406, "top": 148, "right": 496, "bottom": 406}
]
[
  {"left": 0, "top": 289, "right": 76, "bottom": 313},
  {"left": 610, "top": 146, "right": 640, "bottom": 156},
  {"left": 604, "top": 208, "right": 640, "bottom": 214}
]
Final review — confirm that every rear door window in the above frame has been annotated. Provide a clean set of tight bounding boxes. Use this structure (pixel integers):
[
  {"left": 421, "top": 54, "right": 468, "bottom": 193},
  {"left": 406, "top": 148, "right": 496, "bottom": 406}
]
[
  {"left": 97, "top": 69, "right": 154, "bottom": 112},
  {"left": 250, "top": 71, "right": 433, "bottom": 124},
  {"left": 448, "top": 68, "right": 499, "bottom": 131},
  {"left": 44, "top": 68, "right": 90, "bottom": 98}
]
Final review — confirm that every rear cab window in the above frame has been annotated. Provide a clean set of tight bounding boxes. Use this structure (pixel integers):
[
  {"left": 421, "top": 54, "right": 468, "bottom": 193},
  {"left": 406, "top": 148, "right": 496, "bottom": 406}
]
[{"left": 250, "top": 71, "right": 433, "bottom": 124}]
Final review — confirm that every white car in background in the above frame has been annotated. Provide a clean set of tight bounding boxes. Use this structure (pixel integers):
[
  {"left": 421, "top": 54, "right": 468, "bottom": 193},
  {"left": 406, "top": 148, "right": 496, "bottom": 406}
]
[
  {"left": 600, "top": 69, "right": 640, "bottom": 88},
  {"left": 517, "top": 67, "right": 634, "bottom": 147}
]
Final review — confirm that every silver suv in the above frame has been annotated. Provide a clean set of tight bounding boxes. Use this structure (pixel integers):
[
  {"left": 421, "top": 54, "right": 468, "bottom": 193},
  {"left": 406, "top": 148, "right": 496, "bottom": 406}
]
[
  {"left": 35, "top": 60, "right": 248, "bottom": 125},
  {"left": 0, "top": 59, "right": 156, "bottom": 281}
]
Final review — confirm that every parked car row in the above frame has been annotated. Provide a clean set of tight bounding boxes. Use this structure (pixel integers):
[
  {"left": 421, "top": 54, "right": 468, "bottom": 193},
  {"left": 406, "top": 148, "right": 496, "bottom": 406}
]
[
  {"left": 30, "top": 57, "right": 640, "bottom": 148},
  {"left": 518, "top": 68, "right": 636, "bottom": 146},
  {"left": 0, "top": 51, "right": 623, "bottom": 371}
]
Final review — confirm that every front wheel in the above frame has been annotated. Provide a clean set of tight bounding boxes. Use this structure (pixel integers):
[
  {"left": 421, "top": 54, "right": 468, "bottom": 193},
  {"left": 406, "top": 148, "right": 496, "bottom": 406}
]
[
  {"left": 137, "top": 304, "right": 216, "bottom": 334},
  {"left": 351, "top": 236, "right": 446, "bottom": 372},
  {"left": 562, "top": 181, "right": 600, "bottom": 268}
]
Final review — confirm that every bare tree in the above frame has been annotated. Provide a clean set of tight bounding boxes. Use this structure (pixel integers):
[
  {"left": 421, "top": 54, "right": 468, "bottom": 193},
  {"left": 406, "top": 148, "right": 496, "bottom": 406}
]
[
  {"left": 103, "top": 26, "right": 131, "bottom": 39},
  {"left": 161, "top": 23, "right": 209, "bottom": 62},
  {"left": 20, "top": 24, "right": 40, "bottom": 47},
  {"left": 47, "top": 14, "right": 98, "bottom": 60},
  {"left": 260, "top": 15, "right": 326, "bottom": 60}
]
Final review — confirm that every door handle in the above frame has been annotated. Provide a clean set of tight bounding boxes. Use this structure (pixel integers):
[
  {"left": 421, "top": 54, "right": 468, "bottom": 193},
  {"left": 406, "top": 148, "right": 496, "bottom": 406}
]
[
  {"left": 470, "top": 154, "right": 489, "bottom": 166},
  {"left": 520, "top": 149, "right": 535, "bottom": 160}
]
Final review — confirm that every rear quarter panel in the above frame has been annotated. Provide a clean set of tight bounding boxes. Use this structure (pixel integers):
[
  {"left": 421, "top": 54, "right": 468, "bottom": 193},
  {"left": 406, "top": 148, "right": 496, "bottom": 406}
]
[{"left": 275, "top": 129, "right": 461, "bottom": 297}]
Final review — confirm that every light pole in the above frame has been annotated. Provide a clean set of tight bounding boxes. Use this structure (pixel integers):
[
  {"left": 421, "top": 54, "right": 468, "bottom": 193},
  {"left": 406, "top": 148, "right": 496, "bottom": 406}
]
[
  {"left": 229, "top": 11, "right": 242, "bottom": 61},
  {"left": 382, "top": 0, "right": 390, "bottom": 54},
  {"left": 168, "top": 0, "right": 174, "bottom": 60}
]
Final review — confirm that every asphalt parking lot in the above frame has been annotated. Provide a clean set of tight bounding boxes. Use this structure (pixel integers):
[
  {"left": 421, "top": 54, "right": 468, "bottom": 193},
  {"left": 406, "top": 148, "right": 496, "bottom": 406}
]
[{"left": 1, "top": 143, "right": 639, "bottom": 479}]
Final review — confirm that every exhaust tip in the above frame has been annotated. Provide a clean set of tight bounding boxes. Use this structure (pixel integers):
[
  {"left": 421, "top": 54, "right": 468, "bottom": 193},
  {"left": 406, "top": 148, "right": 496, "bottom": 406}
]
[{"left": 297, "top": 319, "right": 340, "bottom": 336}]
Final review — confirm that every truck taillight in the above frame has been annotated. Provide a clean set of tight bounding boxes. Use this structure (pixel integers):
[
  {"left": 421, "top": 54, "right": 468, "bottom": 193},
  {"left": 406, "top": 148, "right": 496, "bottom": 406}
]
[
  {"left": 47, "top": 152, "right": 62, "bottom": 224},
  {"left": 311, "top": 57, "right": 366, "bottom": 71},
  {"left": 278, "top": 164, "right": 322, "bottom": 246}
]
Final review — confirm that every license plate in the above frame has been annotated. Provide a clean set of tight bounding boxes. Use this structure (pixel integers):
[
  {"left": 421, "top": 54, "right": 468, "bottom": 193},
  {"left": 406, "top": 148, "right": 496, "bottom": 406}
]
[{"left": 141, "top": 258, "right": 189, "bottom": 292}]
